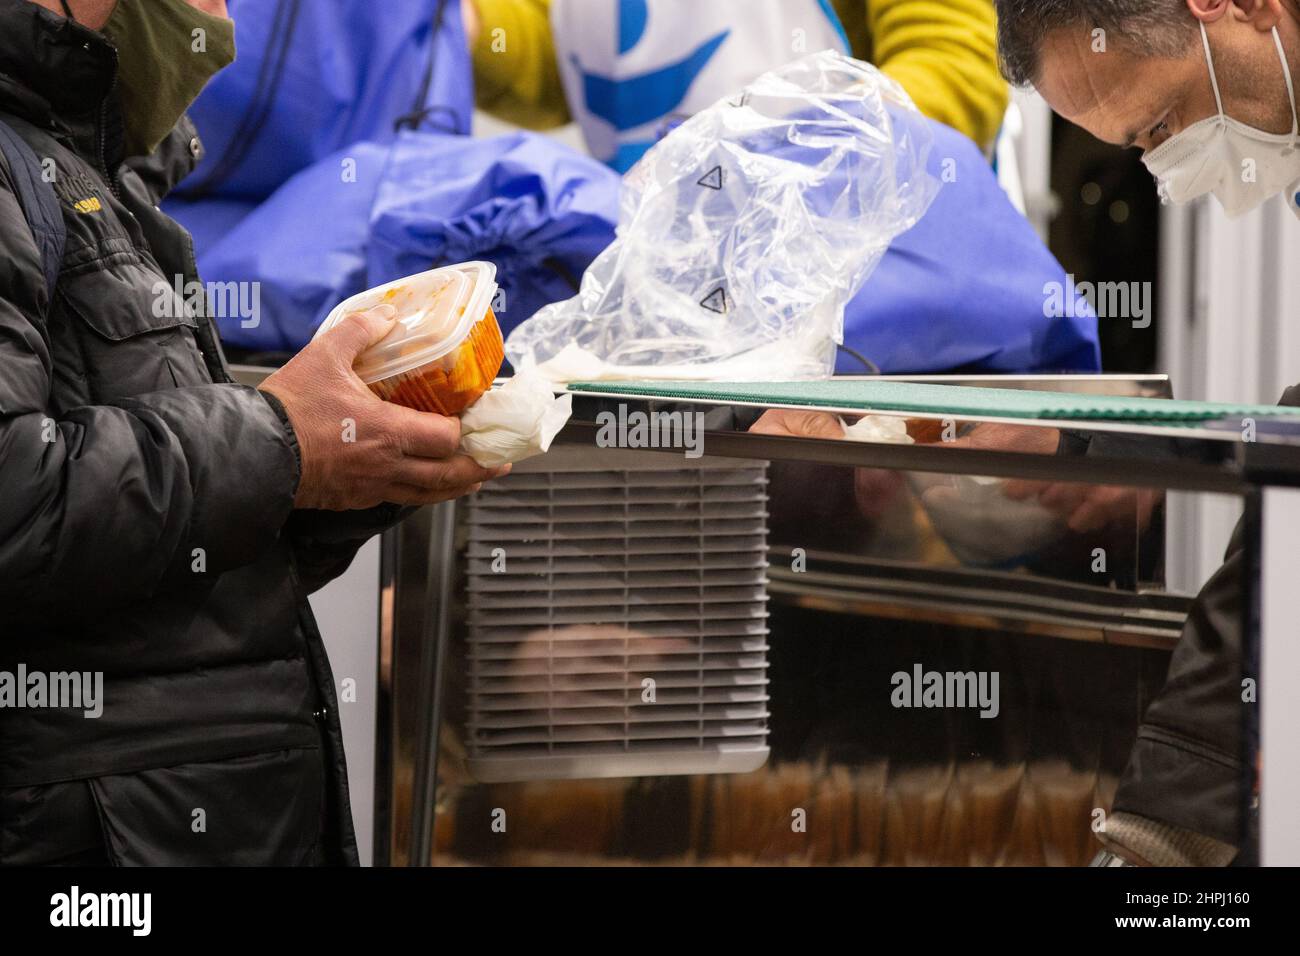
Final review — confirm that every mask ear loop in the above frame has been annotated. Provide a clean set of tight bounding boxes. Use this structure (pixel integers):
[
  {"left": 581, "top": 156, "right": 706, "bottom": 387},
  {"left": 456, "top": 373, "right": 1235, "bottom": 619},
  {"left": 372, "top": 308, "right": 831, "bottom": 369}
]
[{"left": 1200, "top": 20, "right": 1227, "bottom": 119}]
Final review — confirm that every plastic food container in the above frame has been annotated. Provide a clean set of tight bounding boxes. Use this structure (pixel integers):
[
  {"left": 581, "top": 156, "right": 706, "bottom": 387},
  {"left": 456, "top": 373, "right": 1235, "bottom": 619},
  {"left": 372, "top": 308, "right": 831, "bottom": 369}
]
[{"left": 315, "top": 262, "right": 504, "bottom": 415}]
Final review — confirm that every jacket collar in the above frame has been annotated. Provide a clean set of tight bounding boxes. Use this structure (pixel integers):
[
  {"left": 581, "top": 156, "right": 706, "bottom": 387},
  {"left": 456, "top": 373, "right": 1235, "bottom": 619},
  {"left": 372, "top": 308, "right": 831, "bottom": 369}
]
[
  {"left": 0, "top": 0, "right": 201, "bottom": 196},
  {"left": 0, "top": 0, "right": 118, "bottom": 124}
]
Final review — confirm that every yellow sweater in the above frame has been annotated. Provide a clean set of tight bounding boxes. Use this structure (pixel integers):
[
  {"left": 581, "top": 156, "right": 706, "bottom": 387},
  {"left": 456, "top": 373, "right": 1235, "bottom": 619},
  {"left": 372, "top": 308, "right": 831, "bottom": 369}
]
[{"left": 471, "top": 0, "right": 1009, "bottom": 151}]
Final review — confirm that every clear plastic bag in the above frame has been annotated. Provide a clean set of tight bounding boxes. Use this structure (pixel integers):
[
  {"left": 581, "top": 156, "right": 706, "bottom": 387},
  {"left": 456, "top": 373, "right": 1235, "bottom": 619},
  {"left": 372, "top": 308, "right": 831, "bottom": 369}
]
[{"left": 505, "top": 50, "right": 939, "bottom": 382}]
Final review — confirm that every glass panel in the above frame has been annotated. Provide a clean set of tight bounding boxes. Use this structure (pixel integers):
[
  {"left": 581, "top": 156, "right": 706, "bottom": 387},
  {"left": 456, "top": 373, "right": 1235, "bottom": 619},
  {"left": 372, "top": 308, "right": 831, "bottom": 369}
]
[
  {"left": 375, "top": 375, "right": 1276, "bottom": 867},
  {"left": 422, "top": 463, "right": 1242, "bottom": 866}
]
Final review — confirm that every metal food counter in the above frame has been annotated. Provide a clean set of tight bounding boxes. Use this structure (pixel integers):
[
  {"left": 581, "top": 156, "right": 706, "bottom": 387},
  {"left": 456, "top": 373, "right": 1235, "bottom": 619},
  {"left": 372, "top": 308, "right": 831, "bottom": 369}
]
[{"left": 344, "top": 373, "right": 1300, "bottom": 867}]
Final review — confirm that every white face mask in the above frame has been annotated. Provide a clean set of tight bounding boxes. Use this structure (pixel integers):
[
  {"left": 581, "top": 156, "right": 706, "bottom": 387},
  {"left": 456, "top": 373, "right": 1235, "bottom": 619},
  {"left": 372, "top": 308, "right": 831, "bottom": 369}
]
[{"left": 1142, "top": 21, "right": 1300, "bottom": 219}]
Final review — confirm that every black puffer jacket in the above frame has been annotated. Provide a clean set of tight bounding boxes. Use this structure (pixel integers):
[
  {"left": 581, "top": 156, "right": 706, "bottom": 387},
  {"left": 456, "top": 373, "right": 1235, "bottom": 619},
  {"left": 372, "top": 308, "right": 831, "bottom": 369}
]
[
  {"left": 1108, "top": 385, "right": 1298, "bottom": 863},
  {"left": 0, "top": 0, "right": 392, "bottom": 865}
]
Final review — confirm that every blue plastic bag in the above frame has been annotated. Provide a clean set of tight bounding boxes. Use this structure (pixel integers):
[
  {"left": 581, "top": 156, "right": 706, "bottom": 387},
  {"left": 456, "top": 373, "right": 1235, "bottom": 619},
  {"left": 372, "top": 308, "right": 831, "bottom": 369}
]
[
  {"left": 172, "top": 0, "right": 471, "bottom": 201},
  {"left": 837, "top": 120, "right": 1099, "bottom": 374},
  {"left": 177, "top": 133, "right": 621, "bottom": 351},
  {"left": 367, "top": 131, "right": 623, "bottom": 340},
  {"left": 171, "top": 144, "right": 389, "bottom": 352},
  {"left": 164, "top": 196, "right": 258, "bottom": 261},
  {"left": 179, "top": 121, "right": 1094, "bottom": 368}
]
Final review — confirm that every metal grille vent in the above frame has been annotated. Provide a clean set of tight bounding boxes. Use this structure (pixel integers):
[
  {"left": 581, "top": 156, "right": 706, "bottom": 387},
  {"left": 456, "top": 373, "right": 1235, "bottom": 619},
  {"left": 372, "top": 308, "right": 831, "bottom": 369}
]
[{"left": 463, "top": 446, "right": 771, "bottom": 782}]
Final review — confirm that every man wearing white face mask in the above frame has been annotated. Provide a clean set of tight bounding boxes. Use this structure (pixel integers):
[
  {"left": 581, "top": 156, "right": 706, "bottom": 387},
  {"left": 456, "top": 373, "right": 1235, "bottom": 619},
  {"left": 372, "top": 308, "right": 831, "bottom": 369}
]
[
  {"left": 993, "top": 0, "right": 1300, "bottom": 867},
  {"left": 1000, "top": 0, "right": 1300, "bottom": 217},
  {"left": 1143, "top": 12, "right": 1300, "bottom": 215}
]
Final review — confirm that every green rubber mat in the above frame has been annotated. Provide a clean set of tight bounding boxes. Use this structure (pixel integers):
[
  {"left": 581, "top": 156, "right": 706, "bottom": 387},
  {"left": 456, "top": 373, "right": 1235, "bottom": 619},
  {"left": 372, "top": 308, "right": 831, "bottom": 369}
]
[{"left": 567, "top": 380, "right": 1300, "bottom": 423}]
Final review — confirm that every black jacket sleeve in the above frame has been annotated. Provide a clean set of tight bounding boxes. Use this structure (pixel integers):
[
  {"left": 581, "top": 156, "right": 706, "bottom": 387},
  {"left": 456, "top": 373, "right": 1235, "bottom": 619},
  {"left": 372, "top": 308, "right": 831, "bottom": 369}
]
[
  {"left": 0, "top": 178, "right": 301, "bottom": 609},
  {"left": 1111, "top": 385, "right": 1300, "bottom": 850},
  {"left": 1112, "top": 527, "right": 1246, "bottom": 847},
  {"left": 254, "top": 389, "right": 414, "bottom": 594},
  {"left": 284, "top": 505, "right": 414, "bottom": 594}
]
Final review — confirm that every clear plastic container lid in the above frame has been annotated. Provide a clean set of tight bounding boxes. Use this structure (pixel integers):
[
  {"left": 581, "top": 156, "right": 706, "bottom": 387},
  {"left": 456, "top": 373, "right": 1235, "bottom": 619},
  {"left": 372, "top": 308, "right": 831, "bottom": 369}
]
[{"left": 315, "top": 262, "right": 499, "bottom": 385}]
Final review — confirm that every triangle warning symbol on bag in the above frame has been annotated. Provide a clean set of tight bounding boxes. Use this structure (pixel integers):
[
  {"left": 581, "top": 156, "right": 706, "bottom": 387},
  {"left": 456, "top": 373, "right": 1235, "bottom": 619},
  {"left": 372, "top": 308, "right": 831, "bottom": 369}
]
[
  {"left": 700, "top": 286, "right": 729, "bottom": 314},
  {"left": 697, "top": 166, "right": 723, "bottom": 190}
]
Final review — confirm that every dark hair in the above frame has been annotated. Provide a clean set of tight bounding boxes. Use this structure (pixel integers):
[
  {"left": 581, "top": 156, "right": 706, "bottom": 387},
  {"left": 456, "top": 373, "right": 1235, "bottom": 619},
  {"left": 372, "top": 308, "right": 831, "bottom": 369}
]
[{"left": 994, "top": 0, "right": 1199, "bottom": 86}]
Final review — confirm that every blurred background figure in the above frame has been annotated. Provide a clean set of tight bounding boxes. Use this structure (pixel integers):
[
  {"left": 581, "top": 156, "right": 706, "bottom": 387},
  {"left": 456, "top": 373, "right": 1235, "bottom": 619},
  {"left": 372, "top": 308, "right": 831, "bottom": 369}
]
[{"left": 466, "top": 0, "right": 1009, "bottom": 169}]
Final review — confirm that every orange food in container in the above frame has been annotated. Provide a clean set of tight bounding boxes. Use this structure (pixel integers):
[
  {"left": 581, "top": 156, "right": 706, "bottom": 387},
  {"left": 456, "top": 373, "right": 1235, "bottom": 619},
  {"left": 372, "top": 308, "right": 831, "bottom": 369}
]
[{"left": 315, "top": 262, "right": 504, "bottom": 415}]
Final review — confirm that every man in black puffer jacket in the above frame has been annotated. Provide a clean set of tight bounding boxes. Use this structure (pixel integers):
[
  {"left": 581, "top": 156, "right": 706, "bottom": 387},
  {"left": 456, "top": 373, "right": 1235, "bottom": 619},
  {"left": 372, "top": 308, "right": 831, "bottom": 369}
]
[{"left": 0, "top": 0, "right": 504, "bottom": 865}]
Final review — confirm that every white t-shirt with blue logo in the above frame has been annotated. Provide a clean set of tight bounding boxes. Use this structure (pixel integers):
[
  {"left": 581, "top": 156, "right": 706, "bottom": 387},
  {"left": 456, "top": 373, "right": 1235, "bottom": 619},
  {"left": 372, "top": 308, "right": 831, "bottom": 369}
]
[{"left": 552, "top": 0, "right": 850, "bottom": 171}]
